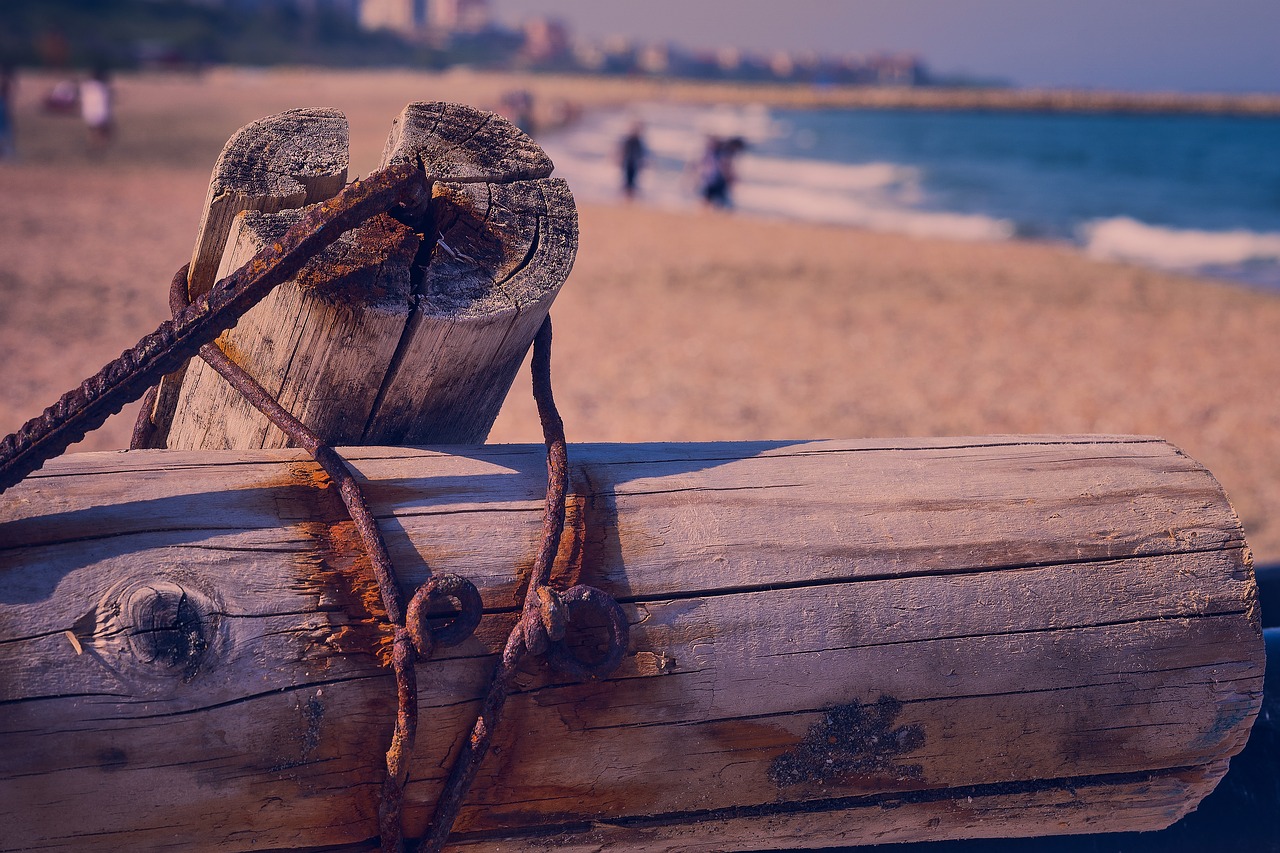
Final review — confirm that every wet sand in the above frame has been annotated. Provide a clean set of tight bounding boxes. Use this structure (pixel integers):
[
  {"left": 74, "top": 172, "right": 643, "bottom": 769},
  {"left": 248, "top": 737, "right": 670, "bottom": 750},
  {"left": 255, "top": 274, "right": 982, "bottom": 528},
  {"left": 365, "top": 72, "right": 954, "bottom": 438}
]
[{"left": 2, "top": 68, "right": 1278, "bottom": 561}]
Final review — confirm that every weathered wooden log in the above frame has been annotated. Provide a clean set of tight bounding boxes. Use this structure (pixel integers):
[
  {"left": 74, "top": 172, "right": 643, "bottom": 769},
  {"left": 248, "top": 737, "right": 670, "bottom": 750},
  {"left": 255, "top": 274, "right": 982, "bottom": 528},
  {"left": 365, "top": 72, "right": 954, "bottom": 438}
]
[
  {"left": 0, "top": 435, "right": 1263, "bottom": 851},
  {"left": 161, "top": 102, "right": 576, "bottom": 449}
]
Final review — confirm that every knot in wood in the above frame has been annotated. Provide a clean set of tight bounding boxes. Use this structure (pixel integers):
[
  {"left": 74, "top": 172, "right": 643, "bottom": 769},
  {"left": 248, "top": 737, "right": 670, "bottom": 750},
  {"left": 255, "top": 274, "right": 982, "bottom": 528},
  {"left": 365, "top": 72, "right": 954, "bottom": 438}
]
[{"left": 123, "top": 581, "right": 213, "bottom": 683}]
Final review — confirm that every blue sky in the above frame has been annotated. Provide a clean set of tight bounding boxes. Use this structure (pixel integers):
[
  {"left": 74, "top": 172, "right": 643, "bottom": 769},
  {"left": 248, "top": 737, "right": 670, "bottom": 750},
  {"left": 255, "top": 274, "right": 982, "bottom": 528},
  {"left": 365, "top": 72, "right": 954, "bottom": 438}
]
[{"left": 488, "top": 0, "right": 1280, "bottom": 93}]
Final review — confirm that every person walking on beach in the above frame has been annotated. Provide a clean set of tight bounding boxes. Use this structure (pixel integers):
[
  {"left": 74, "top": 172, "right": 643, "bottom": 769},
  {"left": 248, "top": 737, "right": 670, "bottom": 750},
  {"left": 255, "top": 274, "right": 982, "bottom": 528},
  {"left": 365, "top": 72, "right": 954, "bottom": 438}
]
[
  {"left": 0, "top": 64, "right": 16, "bottom": 161},
  {"left": 699, "top": 136, "right": 746, "bottom": 209},
  {"left": 80, "top": 66, "right": 113, "bottom": 153},
  {"left": 619, "top": 121, "right": 647, "bottom": 198}
]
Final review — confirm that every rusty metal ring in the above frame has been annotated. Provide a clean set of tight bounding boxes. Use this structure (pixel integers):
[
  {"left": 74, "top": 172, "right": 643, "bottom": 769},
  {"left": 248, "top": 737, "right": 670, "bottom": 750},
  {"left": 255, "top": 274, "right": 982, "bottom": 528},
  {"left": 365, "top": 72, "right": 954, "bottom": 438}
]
[
  {"left": 406, "top": 574, "right": 484, "bottom": 658},
  {"left": 545, "top": 584, "right": 630, "bottom": 681}
]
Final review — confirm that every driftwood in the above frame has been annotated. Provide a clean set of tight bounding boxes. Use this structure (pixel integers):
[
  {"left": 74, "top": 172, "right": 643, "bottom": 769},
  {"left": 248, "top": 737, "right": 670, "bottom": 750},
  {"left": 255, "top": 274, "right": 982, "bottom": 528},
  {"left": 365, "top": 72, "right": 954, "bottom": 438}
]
[
  {"left": 155, "top": 102, "right": 576, "bottom": 449},
  {"left": 0, "top": 435, "right": 1263, "bottom": 851}
]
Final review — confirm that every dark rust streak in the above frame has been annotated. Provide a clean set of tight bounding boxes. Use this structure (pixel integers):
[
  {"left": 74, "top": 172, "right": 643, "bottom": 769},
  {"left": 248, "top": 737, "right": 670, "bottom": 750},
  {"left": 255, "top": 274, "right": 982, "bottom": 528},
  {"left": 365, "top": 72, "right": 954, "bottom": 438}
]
[
  {"left": 297, "top": 518, "right": 395, "bottom": 666},
  {"left": 769, "top": 696, "right": 926, "bottom": 790},
  {"left": 0, "top": 161, "right": 427, "bottom": 495}
]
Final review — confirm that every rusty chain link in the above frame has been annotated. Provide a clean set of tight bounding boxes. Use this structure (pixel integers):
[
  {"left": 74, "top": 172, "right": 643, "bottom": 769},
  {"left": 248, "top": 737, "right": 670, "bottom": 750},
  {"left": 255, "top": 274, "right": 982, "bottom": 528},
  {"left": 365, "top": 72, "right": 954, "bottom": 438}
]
[
  {"left": 0, "top": 162, "right": 629, "bottom": 852},
  {"left": 417, "top": 317, "right": 630, "bottom": 853}
]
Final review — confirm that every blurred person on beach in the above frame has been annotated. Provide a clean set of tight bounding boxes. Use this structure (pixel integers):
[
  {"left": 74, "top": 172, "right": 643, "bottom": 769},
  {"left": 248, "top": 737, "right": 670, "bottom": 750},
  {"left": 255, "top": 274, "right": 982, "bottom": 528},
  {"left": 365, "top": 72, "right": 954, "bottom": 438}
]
[
  {"left": 619, "top": 121, "right": 647, "bottom": 198},
  {"left": 500, "top": 89, "right": 535, "bottom": 135},
  {"left": 80, "top": 66, "right": 114, "bottom": 152},
  {"left": 698, "top": 136, "right": 746, "bottom": 209},
  {"left": 0, "top": 63, "right": 15, "bottom": 160}
]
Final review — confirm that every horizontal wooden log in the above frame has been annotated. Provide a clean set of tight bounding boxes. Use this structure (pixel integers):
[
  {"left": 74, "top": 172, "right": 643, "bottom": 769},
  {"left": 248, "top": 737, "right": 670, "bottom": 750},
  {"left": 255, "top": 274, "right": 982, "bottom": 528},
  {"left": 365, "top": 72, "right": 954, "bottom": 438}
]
[{"left": 0, "top": 436, "right": 1264, "bottom": 851}]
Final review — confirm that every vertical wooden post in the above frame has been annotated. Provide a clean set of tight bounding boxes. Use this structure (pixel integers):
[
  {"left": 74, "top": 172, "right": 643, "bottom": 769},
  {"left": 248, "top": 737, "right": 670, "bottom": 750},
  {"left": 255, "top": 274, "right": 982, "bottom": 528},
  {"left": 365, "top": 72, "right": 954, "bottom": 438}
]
[
  {"left": 161, "top": 102, "right": 577, "bottom": 450},
  {"left": 361, "top": 102, "right": 577, "bottom": 444},
  {"left": 143, "top": 108, "right": 350, "bottom": 448}
]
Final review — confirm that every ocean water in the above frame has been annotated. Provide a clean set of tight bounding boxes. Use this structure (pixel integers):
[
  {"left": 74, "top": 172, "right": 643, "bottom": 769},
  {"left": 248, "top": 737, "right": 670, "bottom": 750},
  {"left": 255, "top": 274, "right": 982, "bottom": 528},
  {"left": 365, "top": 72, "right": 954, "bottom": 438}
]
[{"left": 538, "top": 102, "right": 1280, "bottom": 288}]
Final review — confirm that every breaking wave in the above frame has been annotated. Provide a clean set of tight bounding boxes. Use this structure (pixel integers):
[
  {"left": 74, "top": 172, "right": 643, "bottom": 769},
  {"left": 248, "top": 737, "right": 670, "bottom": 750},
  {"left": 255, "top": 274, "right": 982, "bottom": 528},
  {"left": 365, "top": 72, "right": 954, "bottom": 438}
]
[{"left": 1081, "top": 217, "right": 1280, "bottom": 270}]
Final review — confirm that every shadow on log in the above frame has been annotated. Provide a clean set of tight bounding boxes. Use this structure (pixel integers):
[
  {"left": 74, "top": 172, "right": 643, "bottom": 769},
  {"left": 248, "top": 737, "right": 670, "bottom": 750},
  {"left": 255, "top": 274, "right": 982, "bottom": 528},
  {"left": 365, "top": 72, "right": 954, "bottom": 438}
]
[{"left": 0, "top": 436, "right": 1264, "bottom": 851}]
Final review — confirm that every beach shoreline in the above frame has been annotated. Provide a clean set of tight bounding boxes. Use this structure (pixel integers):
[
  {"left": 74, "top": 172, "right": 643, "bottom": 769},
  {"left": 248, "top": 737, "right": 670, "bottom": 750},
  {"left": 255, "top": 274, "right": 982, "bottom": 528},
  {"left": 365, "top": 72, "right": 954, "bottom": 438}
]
[{"left": 1, "top": 67, "right": 1278, "bottom": 562}]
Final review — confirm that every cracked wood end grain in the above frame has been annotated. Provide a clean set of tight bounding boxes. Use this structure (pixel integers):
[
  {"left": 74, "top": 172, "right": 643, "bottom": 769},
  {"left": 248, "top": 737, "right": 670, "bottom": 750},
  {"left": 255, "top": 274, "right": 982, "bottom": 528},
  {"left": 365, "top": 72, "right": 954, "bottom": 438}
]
[
  {"left": 143, "top": 108, "right": 350, "bottom": 450},
  {"left": 161, "top": 103, "right": 577, "bottom": 450}
]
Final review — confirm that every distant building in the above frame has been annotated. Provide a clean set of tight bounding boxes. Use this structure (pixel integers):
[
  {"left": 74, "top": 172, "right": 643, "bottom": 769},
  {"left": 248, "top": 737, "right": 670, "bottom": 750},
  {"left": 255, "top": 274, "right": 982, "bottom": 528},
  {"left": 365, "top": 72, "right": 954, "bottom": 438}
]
[
  {"left": 428, "top": 0, "right": 490, "bottom": 33},
  {"left": 358, "top": 0, "right": 488, "bottom": 36},
  {"left": 768, "top": 51, "right": 794, "bottom": 78},
  {"left": 352, "top": 1, "right": 929, "bottom": 85},
  {"left": 519, "top": 18, "right": 570, "bottom": 65},
  {"left": 637, "top": 43, "right": 670, "bottom": 75},
  {"left": 572, "top": 40, "right": 607, "bottom": 72},
  {"left": 359, "top": 0, "right": 424, "bottom": 35},
  {"left": 866, "top": 53, "right": 927, "bottom": 86},
  {"left": 716, "top": 47, "right": 742, "bottom": 74}
]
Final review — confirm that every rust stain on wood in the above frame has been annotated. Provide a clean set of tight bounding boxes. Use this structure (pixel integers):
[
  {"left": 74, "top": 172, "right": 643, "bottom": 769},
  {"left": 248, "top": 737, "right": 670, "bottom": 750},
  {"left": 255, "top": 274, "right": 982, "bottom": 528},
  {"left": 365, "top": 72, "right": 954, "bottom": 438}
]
[
  {"left": 212, "top": 334, "right": 251, "bottom": 370},
  {"left": 769, "top": 696, "right": 926, "bottom": 791},
  {"left": 261, "top": 461, "right": 396, "bottom": 667},
  {"left": 300, "top": 515, "right": 395, "bottom": 667},
  {"left": 510, "top": 486, "right": 588, "bottom": 607},
  {"left": 559, "top": 489, "right": 588, "bottom": 587},
  {"left": 430, "top": 183, "right": 527, "bottom": 277},
  {"left": 633, "top": 650, "right": 676, "bottom": 676},
  {"left": 295, "top": 212, "right": 418, "bottom": 303},
  {"left": 705, "top": 717, "right": 795, "bottom": 755}
]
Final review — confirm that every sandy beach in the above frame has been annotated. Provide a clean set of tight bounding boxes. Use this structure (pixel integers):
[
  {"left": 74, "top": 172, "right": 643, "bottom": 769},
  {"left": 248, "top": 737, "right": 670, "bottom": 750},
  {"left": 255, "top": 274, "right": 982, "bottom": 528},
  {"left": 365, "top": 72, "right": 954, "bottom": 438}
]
[{"left": 1, "top": 67, "right": 1278, "bottom": 562}]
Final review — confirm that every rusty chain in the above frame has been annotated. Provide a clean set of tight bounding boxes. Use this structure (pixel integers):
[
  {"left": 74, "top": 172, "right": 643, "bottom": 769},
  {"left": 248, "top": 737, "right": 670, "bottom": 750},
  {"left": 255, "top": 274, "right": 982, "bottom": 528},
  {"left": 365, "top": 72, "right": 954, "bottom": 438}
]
[
  {"left": 418, "top": 318, "right": 630, "bottom": 853},
  {"left": 0, "top": 163, "right": 629, "bottom": 852}
]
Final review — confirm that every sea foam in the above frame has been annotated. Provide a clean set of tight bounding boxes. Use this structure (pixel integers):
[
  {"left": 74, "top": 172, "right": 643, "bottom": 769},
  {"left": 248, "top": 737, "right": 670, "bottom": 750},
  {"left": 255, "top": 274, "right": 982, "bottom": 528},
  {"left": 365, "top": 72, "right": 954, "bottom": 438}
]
[
  {"left": 1081, "top": 217, "right": 1280, "bottom": 271},
  {"left": 540, "top": 103, "right": 1280, "bottom": 284},
  {"left": 540, "top": 103, "right": 1014, "bottom": 243}
]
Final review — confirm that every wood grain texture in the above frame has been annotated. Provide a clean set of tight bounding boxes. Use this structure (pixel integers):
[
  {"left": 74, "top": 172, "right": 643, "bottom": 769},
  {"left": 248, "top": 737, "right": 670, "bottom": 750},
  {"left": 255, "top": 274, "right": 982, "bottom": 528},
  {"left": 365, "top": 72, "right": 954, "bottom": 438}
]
[
  {"left": 164, "top": 101, "right": 576, "bottom": 450},
  {"left": 187, "top": 108, "right": 350, "bottom": 300},
  {"left": 380, "top": 101, "right": 554, "bottom": 183},
  {"left": 0, "top": 436, "right": 1263, "bottom": 851},
  {"left": 143, "top": 108, "right": 350, "bottom": 449},
  {"left": 358, "top": 176, "right": 578, "bottom": 444},
  {"left": 165, "top": 210, "right": 419, "bottom": 449},
  {"left": 357, "top": 102, "right": 573, "bottom": 444}
]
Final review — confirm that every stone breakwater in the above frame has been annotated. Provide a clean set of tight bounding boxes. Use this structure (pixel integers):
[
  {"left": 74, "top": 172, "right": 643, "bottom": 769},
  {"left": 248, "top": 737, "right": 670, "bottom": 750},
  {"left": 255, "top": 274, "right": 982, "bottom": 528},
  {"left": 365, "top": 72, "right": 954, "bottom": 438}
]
[
  {"left": 400, "top": 70, "right": 1280, "bottom": 117},
  {"left": 621, "top": 80, "right": 1280, "bottom": 116}
]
